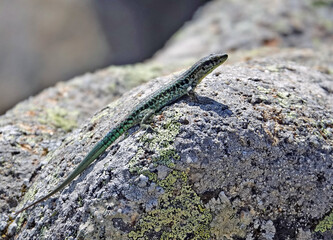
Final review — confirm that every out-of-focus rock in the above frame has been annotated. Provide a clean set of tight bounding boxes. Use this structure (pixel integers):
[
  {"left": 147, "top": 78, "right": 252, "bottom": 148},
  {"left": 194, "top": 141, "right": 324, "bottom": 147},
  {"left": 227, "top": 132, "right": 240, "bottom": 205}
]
[{"left": 0, "top": 0, "right": 110, "bottom": 114}]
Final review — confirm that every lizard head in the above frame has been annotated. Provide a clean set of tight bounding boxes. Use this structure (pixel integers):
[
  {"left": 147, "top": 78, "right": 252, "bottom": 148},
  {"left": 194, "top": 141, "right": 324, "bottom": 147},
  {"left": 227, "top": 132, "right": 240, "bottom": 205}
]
[{"left": 187, "top": 53, "right": 228, "bottom": 89}]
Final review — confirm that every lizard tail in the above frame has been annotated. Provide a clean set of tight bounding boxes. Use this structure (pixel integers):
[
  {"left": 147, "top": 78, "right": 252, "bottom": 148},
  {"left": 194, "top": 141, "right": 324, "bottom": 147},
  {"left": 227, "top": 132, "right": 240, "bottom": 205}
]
[{"left": 15, "top": 139, "right": 109, "bottom": 215}]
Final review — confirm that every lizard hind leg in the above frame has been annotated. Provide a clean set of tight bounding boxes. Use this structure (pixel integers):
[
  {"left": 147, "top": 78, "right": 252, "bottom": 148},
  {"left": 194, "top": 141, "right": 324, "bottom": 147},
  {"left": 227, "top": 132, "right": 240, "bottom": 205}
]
[{"left": 140, "top": 109, "right": 156, "bottom": 132}]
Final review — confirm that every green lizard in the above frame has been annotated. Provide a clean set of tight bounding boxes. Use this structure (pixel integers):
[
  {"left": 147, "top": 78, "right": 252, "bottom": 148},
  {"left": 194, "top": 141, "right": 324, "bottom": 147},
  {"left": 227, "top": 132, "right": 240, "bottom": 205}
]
[{"left": 16, "top": 53, "right": 228, "bottom": 215}]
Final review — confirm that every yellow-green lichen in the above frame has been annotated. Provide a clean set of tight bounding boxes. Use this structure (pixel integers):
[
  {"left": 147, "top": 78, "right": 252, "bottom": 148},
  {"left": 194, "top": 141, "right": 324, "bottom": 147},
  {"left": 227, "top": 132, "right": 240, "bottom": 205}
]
[
  {"left": 257, "top": 86, "right": 271, "bottom": 94},
  {"left": 38, "top": 107, "right": 78, "bottom": 131},
  {"left": 209, "top": 199, "right": 250, "bottom": 239},
  {"left": 313, "top": 119, "right": 333, "bottom": 142},
  {"left": 312, "top": 0, "right": 333, "bottom": 7},
  {"left": 129, "top": 108, "right": 182, "bottom": 174},
  {"left": 315, "top": 210, "right": 333, "bottom": 233},
  {"left": 129, "top": 171, "right": 212, "bottom": 240},
  {"left": 128, "top": 108, "right": 212, "bottom": 239},
  {"left": 129, "top": 148, "right": 146, "bottom": 174},
  {"left": 276, "top": 91, "right": 305, "bottom": 109},
  {"left": 140, "top": 109, "right": 182, "bottom": 167}
]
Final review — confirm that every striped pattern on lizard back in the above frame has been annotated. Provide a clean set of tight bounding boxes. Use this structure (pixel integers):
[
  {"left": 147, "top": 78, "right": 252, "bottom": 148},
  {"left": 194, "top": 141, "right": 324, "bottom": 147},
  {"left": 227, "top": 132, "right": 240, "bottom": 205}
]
[{"left": 15, "top": 53, "right": 228, "bottom": 215}]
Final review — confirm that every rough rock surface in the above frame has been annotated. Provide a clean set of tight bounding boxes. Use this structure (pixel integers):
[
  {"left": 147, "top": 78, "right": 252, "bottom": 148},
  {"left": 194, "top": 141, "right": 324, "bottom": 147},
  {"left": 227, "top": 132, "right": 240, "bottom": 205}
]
[
  {"left": 154, "top": 0, "right": 333, "bottom": 63},
  {"left": 1, "top": 0, "right": 333, "bottom": 239},
  {"left": 1, "top": 51, "right": 332, "bottom": 239},
  {"left": 0, "top": 62, "right": 182, "bottom": 211}
]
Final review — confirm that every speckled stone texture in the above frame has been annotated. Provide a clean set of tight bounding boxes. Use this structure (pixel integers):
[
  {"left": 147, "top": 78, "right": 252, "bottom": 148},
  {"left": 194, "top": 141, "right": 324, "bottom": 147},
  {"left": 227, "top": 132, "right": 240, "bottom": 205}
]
[
  {"left": 1, "top": 0, "right": 333, "bottom": 237},
  {"left": 1, "top": 51, "right": 332, "bottom": 239},
  {"left": 0, "top": 63, "right": 178, "bottom": 216},
  {"left": 154, "top": 0, "right": 333, "bottom": 64}
]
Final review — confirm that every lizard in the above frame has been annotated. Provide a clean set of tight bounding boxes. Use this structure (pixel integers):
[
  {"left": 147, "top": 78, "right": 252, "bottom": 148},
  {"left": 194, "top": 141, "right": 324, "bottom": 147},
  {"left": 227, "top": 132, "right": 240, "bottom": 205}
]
[{"left": 15, "top": 53, "right": 228, "bottom": 215}]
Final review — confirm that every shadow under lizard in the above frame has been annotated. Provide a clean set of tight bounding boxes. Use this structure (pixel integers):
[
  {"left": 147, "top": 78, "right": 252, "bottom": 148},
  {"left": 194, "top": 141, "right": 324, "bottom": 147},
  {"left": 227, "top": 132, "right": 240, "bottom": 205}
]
[{"left": 15, "top": 53, "right": 228, "bottom": 215}]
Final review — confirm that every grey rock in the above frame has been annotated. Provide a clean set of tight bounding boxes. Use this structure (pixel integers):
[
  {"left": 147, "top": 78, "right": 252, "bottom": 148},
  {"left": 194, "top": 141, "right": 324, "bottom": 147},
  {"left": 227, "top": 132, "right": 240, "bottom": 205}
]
[
  {"left": 7, "top": 222, "right": 17, "bottom": 237},
  {"left": 1, "top": 54, "right": 330, "bottom": 239},
  {"left": 1, "top": 0, "right": 333, "bottom": 239}
]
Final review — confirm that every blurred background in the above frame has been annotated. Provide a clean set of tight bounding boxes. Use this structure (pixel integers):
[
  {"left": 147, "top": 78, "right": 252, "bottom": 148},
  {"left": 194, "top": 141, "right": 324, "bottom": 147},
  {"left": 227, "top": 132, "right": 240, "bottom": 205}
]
[
  {"left": 0, "top": 0, "right": 332, "bottom": 115},
  {"left": 0, "top": 0, "right": 208, "bottom": 114}
]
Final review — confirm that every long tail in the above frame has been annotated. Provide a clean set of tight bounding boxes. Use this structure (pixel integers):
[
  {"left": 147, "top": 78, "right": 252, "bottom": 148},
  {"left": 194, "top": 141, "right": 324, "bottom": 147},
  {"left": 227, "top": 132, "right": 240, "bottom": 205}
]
[{"left": 15, "top": 129, "right": 118, "bottom": 215}]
